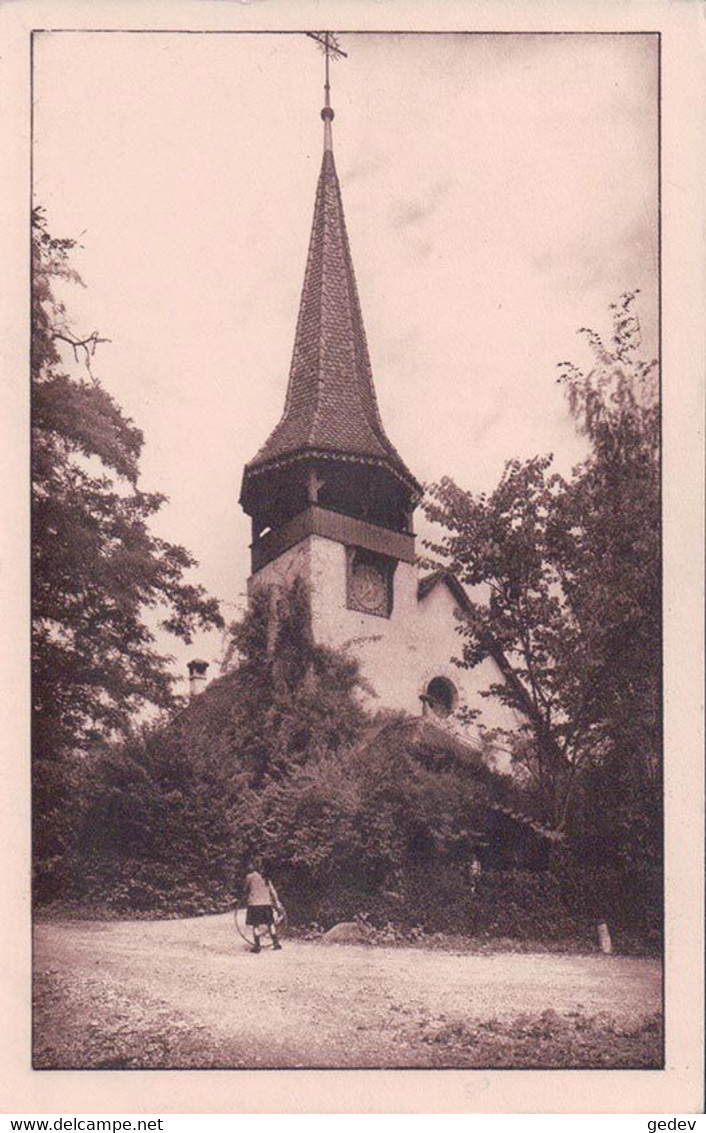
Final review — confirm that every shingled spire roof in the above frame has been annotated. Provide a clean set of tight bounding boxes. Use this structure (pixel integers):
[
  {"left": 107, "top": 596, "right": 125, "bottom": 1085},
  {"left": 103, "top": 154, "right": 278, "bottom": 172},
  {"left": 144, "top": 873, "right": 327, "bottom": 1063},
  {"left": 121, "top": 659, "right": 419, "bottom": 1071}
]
[{"left": 242, "top": 121, "right": 420, "bottom": 496}]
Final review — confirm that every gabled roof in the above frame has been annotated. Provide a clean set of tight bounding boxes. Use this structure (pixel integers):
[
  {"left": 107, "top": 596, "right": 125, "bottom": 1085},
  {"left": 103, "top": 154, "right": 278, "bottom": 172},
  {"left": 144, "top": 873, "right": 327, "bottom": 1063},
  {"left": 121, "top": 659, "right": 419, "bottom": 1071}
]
[
  {"left": 242, "top": 145, "right": 419, "bottom": 495},
  {"left": 418, "top": 570, "right": 473, "bottom": 611}
]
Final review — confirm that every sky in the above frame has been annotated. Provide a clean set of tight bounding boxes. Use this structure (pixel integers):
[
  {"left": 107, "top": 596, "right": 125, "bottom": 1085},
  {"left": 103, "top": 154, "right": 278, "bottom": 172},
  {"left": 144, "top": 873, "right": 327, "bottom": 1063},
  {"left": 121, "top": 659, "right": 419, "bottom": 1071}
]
[{"left": 33, "top": 31, "right": 659, "bottom": 692}]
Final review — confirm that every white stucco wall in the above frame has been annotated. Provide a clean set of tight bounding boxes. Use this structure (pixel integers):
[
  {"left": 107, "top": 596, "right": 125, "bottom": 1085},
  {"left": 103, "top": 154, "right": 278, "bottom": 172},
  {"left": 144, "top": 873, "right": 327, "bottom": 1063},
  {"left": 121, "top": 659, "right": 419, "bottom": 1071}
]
[
  {"left": 414, "top": 578, "right": 517, "bottom": 734},
  {"left": 308, "top": 535, "right": 421, "bottom": 713},
  {"left": 247, "top": 533, "right": 519, "bottom": 741}
]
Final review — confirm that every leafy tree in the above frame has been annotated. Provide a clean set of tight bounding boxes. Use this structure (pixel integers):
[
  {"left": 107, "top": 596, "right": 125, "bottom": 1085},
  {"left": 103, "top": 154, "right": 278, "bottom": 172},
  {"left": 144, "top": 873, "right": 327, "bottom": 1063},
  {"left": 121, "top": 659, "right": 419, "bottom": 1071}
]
[
  {"left": 425, "top": 456, "right": 585, "bottom": 830},
  {"left": 554, "top": 293, "right": 660, "bottom": 860},
  {"left": 32, "top": 210, "right": 222, "bottom": 895},
  {"left": 424, "top": 294, "right": 660, "bottom": 860},
  {"left": 32, "top": 209, "right": 223, "bottom": 759}
]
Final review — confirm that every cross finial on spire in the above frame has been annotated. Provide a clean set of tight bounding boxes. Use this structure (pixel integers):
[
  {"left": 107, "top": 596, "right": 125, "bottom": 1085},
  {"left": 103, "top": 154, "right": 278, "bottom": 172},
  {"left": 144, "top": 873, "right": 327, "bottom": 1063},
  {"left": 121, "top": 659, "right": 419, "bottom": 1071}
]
[{"left": 305, "top": 31, "right": 347, "bottom": 151}]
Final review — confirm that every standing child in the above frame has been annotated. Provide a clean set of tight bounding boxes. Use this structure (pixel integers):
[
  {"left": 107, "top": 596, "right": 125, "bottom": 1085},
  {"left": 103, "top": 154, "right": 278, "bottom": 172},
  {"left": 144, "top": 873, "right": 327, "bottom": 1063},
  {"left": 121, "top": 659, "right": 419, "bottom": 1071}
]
[{"left": 242, "top": 860, "right": 283, "bottom": 953}]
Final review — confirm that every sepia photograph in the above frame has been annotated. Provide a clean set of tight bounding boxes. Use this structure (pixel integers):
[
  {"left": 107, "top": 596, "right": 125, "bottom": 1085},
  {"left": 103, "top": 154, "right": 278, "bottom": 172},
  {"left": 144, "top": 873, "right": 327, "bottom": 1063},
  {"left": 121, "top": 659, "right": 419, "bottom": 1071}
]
[{"left": 29, "top": 25, "right": 665, "bottom": 1076}]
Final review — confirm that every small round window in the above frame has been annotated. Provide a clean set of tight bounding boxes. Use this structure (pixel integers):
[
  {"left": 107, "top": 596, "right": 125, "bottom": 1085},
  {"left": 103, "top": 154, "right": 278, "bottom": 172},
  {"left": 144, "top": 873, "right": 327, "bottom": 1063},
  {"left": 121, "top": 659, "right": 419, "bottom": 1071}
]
[{"left": 426, "top": 677, "right": 457, "bottom": 718}]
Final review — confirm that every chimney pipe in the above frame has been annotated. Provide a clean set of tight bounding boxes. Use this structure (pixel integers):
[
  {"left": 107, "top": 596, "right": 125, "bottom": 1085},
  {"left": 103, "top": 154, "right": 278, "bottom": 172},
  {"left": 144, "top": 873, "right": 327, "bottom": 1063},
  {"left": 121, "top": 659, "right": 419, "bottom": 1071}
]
[{"left": 187, "top": 659, "right": 209, "bottom": 699}]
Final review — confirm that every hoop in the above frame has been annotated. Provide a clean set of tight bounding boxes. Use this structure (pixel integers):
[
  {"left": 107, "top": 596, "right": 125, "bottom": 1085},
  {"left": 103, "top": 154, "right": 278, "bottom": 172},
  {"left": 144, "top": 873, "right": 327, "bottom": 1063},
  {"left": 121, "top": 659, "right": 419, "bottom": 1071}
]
[{"left": 234, "top": 903, "right": 288, "bottom": 949}]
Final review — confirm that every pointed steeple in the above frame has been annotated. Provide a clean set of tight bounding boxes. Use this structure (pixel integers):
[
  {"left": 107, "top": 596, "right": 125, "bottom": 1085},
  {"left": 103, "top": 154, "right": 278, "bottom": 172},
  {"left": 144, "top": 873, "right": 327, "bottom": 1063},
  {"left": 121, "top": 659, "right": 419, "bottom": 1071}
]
[{"left": 241, "top": 81, "right": 420, "bottom": 514}]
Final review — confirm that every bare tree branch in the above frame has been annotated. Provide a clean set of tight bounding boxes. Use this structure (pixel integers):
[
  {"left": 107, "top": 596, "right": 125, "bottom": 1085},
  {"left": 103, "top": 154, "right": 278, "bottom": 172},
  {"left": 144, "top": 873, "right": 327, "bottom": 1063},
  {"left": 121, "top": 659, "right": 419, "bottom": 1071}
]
[{"left": 52, "top": 330, "right": 111, "bottom": 376}]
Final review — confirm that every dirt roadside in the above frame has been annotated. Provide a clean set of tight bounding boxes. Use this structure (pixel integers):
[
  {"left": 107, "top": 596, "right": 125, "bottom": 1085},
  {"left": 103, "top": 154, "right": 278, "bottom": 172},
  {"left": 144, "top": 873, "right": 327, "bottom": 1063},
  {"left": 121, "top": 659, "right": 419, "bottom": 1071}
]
[{"left": 33, "top": 913, "right": 662, "bottom": 1069}]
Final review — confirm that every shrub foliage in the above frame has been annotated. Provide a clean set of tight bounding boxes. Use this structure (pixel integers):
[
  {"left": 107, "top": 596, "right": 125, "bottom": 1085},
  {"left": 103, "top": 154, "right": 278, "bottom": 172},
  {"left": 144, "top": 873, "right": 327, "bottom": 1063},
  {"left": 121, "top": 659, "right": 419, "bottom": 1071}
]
[{"left": 38, "top": 583, "right": 660, "bottom": 950}]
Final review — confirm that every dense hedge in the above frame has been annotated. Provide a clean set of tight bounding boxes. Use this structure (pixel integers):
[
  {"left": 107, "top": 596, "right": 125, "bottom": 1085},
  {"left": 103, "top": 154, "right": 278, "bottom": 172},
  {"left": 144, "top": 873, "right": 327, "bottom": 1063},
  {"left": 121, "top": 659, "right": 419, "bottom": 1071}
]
[
  {"left": 279, "top": 862, "right": 661, "bottom": 951},
  {"left": 41, "top": 855, "right": 661, "bottom": 954}
]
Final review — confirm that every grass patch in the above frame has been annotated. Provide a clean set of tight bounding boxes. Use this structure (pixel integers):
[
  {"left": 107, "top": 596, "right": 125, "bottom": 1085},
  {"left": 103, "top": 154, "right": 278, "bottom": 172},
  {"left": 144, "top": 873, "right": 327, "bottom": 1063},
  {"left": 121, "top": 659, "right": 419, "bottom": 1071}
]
[{"left": 418, "top": 1009, "right": 663, "bottom": 1068}]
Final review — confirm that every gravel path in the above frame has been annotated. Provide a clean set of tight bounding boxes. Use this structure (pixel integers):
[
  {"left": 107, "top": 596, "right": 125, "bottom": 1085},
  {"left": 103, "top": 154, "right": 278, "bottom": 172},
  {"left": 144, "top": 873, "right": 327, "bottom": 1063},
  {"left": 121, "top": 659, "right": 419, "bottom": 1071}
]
[{"left": 33, "top": 914, "right": 662, "bottom": 1069}]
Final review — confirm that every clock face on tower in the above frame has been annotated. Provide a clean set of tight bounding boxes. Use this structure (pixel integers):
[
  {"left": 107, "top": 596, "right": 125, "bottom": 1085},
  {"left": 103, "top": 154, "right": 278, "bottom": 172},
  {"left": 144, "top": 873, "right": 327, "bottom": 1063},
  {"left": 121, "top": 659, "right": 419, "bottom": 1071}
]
[
  {"left": 351, "top": 561, "right": 386, "bottom": 611},
  {"left": 346, "top": 550, "right": 393, "bottom": 617}
]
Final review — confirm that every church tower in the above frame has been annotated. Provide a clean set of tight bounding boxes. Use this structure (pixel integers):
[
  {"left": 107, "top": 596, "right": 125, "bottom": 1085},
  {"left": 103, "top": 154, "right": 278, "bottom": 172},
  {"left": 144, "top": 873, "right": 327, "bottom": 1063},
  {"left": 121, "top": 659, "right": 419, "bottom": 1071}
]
[
  {"left": 240, "top": 45, "right": 430, "bottom": 709},
  {"left": 239, "top": 35, "right": 522, "bottom": 732}
]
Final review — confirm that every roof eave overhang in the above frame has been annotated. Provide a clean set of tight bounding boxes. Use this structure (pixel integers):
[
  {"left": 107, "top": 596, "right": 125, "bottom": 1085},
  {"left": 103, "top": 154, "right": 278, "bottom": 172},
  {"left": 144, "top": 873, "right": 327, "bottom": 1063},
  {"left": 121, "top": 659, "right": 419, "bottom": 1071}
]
[{"left": 240, "top": 447, "right": 423, "bottom": 510}]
